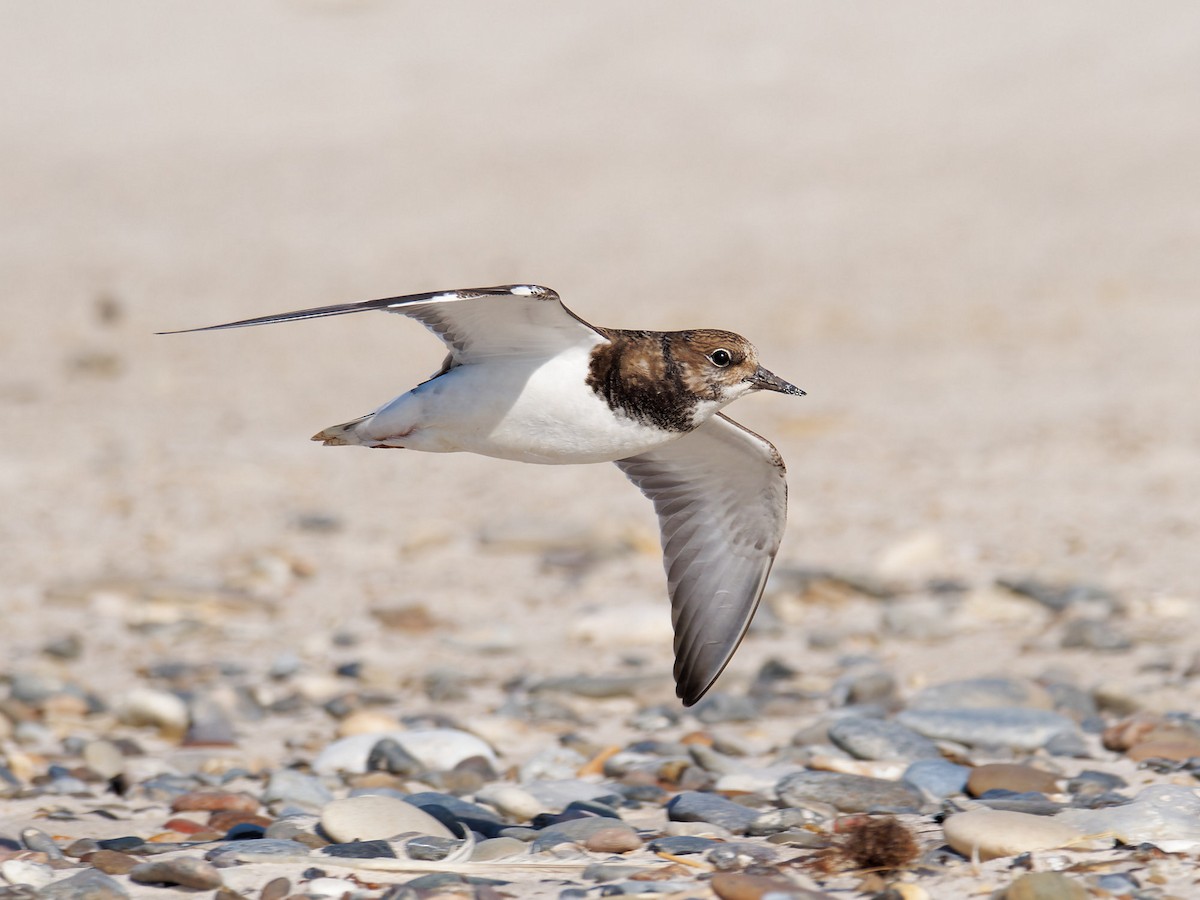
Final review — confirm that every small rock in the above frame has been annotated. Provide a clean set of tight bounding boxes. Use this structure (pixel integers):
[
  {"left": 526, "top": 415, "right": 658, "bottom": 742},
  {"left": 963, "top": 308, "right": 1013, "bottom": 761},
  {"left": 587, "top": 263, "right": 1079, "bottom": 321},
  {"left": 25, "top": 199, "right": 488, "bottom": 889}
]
[
  {"left": 1004, "top": 871, "right": 1088, "bottom": 900},
  {"left": 261, "top": 877, "right": 291, "bottom": 900},
  {"left": 583, "top": 827, "right": 643, "bottom": 853},
  {"left": 518, "top": 746, "right": 589, "bottom": 782},
  {"left": 711, "top": 871, "right": 822, "bottom": 900},
  {"left": 1126, "top": 736, "right": 1200, "bottom": 762},
  {"left": 39, "top": 869, "right": 129, "bottom": 900},
  {"left": 942, "top": 809, "right": 1084, "bottom": 861},
  {"left": 532, "top": 818, "right": 638, "bottom": 852},
  {"left": 313, "top": 728, "right": 498, "bottom": 775},
  {"left": 321, "top": 794, "right": 454, "bottom": 842},
  {"left": 20, "top": 828, "right": 65, "bottom": 860},
  {"left": 321, "top": 839, "right": 396, "bottom": 859},
  {"left": 82, "top": 741, "right": 125, "bottom": 780},
  {"left": 475, "top": 783, "right": 547, "bottom": 821},
  {"left": 909, "top": 678, "right": 1052, "bottom": 710},
  {"left": 646, "top": 835, "right": 720, "bottom": 855},
  {"left": 82, "top": 851, "right": 138, "bottom": 875},
  {"left": 205, "top": 839, "right": 312, "bottom": 867},
  {"left": 366, "top": 738, "right": 424, "bottom": 776},
  {"left": 262, "top": 769, "right": 333, "bottom": 810},
  {"left": 827, "top": 716, "right": 941, "bottom": 761},
  {"left": 1060, "top": 618, "right": 1132, "bottom": 652},
  {"left": 902, "top": 759, "right": 971, "bottom": 799},
  {"left": 113, "top": 688, "right": 189, "bottom": 737},
  {"left": 747, "top": 807, "right": 826, "bottom": 836},
  {"left": 897, "top": 708, "right": 1076, "bottom": 750},
  {"left": 471, "top": 836, "right": 528, "bottom": 861},
  {"left": 1056, "top": 784, "right": 1200, "bottom": 852},
  {"left": 336, "top": 709, "right": 401, "bottom": 738},
  {"left": 171, "top": 790, "right": 258, "bottom": 813},
  {"left": 777, "top": 771, "right": 922, "bottom": 813},
  {"left": 666, "top": 791, "right": 759, "bottom": 834},
  {"left": 0, "top": 859, "right": 54, "bottom": 888},
  {"left": 129, "top": 858, "right": 223, "bottom": 890},
  {"left": 405, "top": 835, "right": 460, "bottom": 861},
  {"left": 967, "top": 764, "right": 1061, "bottom": 797},
  {"left": 403, "top": 791, "right": 505, "bottom": 837}
]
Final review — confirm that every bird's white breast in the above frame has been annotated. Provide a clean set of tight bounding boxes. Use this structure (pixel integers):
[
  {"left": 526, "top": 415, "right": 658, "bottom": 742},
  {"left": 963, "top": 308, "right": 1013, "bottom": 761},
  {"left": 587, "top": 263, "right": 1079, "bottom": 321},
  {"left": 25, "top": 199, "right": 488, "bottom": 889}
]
[{"left": 406, "top": 345, "right": 680, "bottom": 464}]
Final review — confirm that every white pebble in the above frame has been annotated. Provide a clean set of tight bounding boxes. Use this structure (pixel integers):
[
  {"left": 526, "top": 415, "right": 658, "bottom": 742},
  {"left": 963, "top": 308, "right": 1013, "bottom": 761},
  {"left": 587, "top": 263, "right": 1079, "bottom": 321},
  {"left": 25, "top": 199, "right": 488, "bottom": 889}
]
[
  {"left": 321, "top": 794, "right": 454, "bottom": 842},
  {"left": 943, "top": 809, "right": 1085, "bottom": 861},
  {"left": 313, "top": 728, "right": 498, "bottom": 775}
]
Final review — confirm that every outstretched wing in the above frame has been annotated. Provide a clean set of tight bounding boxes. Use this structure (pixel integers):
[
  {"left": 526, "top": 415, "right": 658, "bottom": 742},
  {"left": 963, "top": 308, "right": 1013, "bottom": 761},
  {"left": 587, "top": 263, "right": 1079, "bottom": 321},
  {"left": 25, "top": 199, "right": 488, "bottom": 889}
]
[
  {"left": 615, "top": 413, "right": 788, "bottom": 706},
  {"left": 159, "top": 284, "right": 605, "bottom": 363}
]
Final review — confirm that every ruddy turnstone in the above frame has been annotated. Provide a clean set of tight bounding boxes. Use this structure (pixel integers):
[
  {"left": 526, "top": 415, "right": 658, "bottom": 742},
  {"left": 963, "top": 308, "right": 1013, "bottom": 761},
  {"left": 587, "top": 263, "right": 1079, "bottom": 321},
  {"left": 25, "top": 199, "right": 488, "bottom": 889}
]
[{"left": 163, "top": 285, "right": 803, "bottom": 705}]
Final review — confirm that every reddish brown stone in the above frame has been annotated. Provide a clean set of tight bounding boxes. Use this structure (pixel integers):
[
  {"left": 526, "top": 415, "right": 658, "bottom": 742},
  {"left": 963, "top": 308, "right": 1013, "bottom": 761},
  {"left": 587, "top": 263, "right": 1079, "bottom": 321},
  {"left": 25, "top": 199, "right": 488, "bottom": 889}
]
[
  {"left": 163, "top": 817, "right": 207, "bottom": 834},
  {"left": 83, "top": 849, "right": 139, "bottom": 875},
  {"left": 170, "top": 790, "right": 259, "bottom": 814}
]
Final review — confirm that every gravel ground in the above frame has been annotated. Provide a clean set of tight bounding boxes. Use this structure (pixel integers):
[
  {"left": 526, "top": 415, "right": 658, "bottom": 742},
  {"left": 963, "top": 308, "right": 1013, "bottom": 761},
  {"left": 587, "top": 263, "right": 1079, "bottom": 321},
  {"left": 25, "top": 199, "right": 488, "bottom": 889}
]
[{"left": 3, "top": 3, "right": 1199, "bottom": 898}]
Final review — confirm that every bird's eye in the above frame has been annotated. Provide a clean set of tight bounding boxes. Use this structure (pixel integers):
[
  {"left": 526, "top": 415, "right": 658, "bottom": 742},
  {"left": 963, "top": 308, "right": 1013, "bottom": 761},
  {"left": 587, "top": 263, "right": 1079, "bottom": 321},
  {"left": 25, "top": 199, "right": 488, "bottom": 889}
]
[{"left": 709, "top": 348, "right": 733, "bottom": 367}]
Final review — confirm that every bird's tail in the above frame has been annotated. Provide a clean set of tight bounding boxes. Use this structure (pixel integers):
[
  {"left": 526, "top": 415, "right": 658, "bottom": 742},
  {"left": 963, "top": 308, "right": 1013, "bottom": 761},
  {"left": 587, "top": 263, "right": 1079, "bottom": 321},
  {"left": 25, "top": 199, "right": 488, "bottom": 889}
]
[{"left": 311, "top": 414, "right": 373, "bottom": 446}]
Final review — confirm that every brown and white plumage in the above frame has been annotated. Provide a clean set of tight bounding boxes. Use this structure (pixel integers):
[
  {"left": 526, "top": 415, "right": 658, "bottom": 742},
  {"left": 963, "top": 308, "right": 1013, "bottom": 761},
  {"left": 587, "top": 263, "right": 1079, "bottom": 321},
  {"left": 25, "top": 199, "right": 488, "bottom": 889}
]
[{"left": 163, "top": 284, "right": 803, "bottom": 705}]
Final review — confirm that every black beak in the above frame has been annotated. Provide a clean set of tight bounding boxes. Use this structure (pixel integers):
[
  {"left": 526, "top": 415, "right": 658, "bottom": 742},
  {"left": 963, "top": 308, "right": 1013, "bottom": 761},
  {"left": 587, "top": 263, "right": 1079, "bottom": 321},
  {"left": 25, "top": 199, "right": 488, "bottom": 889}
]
[{"left": 748, "top": 365, "right": 805, "bottom": 396}]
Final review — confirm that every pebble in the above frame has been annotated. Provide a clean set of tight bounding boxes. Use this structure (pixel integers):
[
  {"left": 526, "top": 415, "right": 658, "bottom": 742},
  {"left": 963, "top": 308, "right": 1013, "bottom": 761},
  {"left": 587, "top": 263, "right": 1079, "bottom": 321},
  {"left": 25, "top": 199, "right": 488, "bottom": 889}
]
[
  {"left": 967, "top": 763, "right": 1061, "bottom": 797},
  {"left": 321, "top": 794, "right": 454, "bottom": 842},
  {"left": 903, "top": 759, "right": 971, "bottom": 799},
  {"left": 366, "top": 737, "right": 425, "bottom": 775},
  {"left": 82, "top": 851, "right": 138, "bottom": 876},
  {"left": 304, "top": 877, "right": 360, "bottom": 898},
  {"left": 908, "top": 677, "right": 1053, "bottom": 710},
  {"left": 38, "top": 869, "right": 129, "bottom": 900},
  {"left": 312, "top": 728, "right": 499, "bottom": 775},
  {"left": 171, "top": 789, "right": 259, "bottom": 813},
  {"left": 475, "top": 783, "right": 548, "bottom": 821},
  {"left": 532, "top": 817, "right": 639, "bottom": 852},
  {"left": 666, "top": 790, "right": 760, "bottom": 834},
  {"left": 129, "top": 858, "right": 223, "bottom": 890},
  {"left": 646, "top": 835, "right": 720, "bottom": 855},
  {"left": 1056, "top": 784, "right": 1200, "bottom": 852},
  {"left": 262, "top": 768, "right": 333, "bottom": 810},
  {"left": 20, "top": 828, "right": 66, "bottom": 861},
  {"left": 1060, "top": 618, "right": 1132, "bottom": 651},
  {"left": 1004, "top": 872, "right": 1088, "bottom": 900},
  {"left": 583, "top": 827, "right": 643, "bottom": 853},
  {"left": 776, "top": 771, "right": 923, "bottom": 813},
  {"left": 404, "top": 791, "right": 506, "bottom": 837},
  {"left": 942, "top": 809, "right": 1085, "bottom": 861},
  {"left": 896, "top": 708, "right": 1077, "bottom": 750},
  {"left": 82, "top": 741, "right": 125, "bottom": 779},
  {"left": 826, "top": 716, "right": 941, "bottom": 760},
  {"left": 321, "top": 839, "right": 396, "bottom": 858},
  {"left": 205, "top": 839, "right": 312, "bottom": 866},
  {"left": 112, "top": 688, "right": 189, "bottom": 737},
  {"left": 471, "top": 836, "right": 528, "bottom": 861},
  {"left": 0, "top": 859, "right": 54, "bottom": 889},
  {"left": 710, "top": 871, "right": 824, "bottom": 900}
]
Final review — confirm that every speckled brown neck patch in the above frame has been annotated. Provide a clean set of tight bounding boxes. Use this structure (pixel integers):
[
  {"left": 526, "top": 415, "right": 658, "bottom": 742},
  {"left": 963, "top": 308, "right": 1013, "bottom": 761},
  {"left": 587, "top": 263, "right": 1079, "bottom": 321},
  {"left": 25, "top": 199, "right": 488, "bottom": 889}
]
[{"left": 586, "top": 331, "right": 698, "bottom": 432}]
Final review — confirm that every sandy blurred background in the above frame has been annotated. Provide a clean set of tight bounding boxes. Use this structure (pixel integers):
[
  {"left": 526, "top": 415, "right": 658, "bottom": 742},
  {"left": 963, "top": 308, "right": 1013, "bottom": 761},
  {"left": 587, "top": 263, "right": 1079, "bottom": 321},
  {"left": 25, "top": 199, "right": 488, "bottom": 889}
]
[{"left": 2, "top": 2, "right": 1198, "bottom": 696}]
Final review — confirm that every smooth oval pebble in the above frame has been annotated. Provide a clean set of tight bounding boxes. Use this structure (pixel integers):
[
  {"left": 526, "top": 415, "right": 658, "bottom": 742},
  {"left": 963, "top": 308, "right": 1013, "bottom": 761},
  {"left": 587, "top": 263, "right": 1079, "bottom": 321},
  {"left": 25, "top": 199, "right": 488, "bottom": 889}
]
[
  {"left": 710, "top": 871, "right": 812, "bottom": 900},
  {"left": 827, "top": 716, "right": 941, "bottom": 761},
  {"left": 476, "top": 783, "right": 547, "bottom": 821},
  {"left": 130, "top": 858, "right": 223, "bottom": 890},
  {"left": 1004, "top": 871, "right": 1088, "bottom": 899},
  {"left": 896, "top": 708, "right": 1076, "bottom": 750},
  {"left": 583, "top": 827, "right": 643, "bottom": 854},
  {"left": 321, "top": 794, "right": 454, "bottom": 842},
  {"left": 943, "top": 809, "right": 1084, "bottom": 861},
  {"left": 305, "top": 877, "right": 360, "bottom": 898},
  {"left": 83, "top": 850, "right": 139, "bottom": 875},
  {"left": 82, "top": 740, "right": 125, "bottom": 779},
  {"left": 967, "top": 764, "right": 1061, "bottom": 797},
  {"left": 37, "top": 869, "right": 128, "bottom": 900}
]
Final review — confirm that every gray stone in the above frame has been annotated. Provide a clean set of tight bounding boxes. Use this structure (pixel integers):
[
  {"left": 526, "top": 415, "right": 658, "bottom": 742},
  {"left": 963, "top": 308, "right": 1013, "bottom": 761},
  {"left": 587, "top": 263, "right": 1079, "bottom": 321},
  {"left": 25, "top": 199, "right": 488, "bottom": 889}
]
[
  {"left": 206, "top": 839, "right": 312, "bottom": 867},
  {"left": 897, "top": 708, "right": 1077, "bottom": 750},
  {"left": 776, "top": 770, "right": 922, "bottom": 813},
  {"left": 367, "top": 738, "right": 425, "bottom": 776},
  {"left": 646, "top": 835, "right": 720, "bottom": 855},
  {"left": 747, "top": 807, "right": 827, "bottom": 836},
  {"left": 405, "top": 835, "right": 460, "bottom": 861},
  {"left": 38, "top": 869, "right": 129, "bottom": 900},
  {"left": 665, "top": 791, "right": 759, "bottom": 834},
  {"left": 321, "top": 840, "right": 397, "bottom": 859},
  {"left": 470, "top": 836, "right": 529, "bottom": 861},
  {"left": 403, "top": 791, "right": 505, "bottom": 837},
  {"left": 908, "top": 677, "right": 1051, "bottom": 710},
  {"left": 827, "top": 716, "right": 941, "bottom": 760},
  {"left": 262, "top": 768, "right": 333, "bottom": 810},
  {"left": 1060, "top": 618, "right": 1133, "bottom": 652},
  {"left": 903, "top": 759, "right": 971, "bottom": 799}
]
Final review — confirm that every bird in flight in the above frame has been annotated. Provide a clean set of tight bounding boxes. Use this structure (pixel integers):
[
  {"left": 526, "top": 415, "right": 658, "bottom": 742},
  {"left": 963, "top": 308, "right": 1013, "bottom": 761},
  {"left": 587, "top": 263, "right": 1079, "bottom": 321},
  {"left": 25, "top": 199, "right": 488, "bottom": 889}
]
[{"left": 163, "top": 285, "right": 803, "bottom": 705}]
